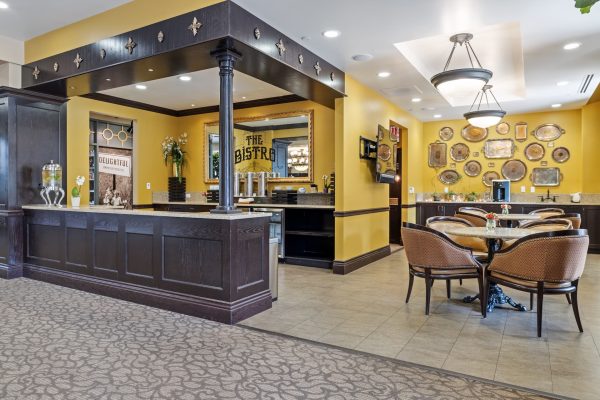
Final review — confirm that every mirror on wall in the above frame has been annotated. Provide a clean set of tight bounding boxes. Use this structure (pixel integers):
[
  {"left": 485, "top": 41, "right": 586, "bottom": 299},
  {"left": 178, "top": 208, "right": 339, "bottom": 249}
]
[{"left": 205, "top": 110, "right": 313, "bottom": 183}]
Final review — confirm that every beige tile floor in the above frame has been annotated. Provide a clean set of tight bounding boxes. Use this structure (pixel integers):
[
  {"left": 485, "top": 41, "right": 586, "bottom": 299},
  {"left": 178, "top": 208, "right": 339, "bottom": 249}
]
[{"left": 241, "top": 249, "right": 600, "bottom": 400}]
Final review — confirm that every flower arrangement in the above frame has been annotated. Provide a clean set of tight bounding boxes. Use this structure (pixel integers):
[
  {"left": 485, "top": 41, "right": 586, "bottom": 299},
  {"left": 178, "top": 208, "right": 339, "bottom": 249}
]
[
  {"left": 500, "top": 203, "right": 511, "bottom": 215},
  {"left": 322, "top": 175, "right": 331, "bottom": 193},
  {"left": 485, "top": 212, "right": 499, "bottom": 221},
  {"left": 485, "top": 212, "right": 498, "bottom": 230},
  {"left": 162, "top": 133, "right": 188, "bottom": 181},
  {"left": 71, "top": 176, "right": 85, "bottom": 198}
]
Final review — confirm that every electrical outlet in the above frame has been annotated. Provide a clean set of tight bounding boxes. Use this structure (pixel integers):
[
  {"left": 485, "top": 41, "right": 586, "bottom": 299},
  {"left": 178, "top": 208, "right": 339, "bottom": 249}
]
[
  {"left": 186, "top": 193, "right": 191, "bottom": 199},
  {"left": 520, "top": 186, "right": 526, "bottom": 193},
  {"left": 146, "top": 183, "right": 151, "bottom": 190},
  {"left": 408, "top": 186, "right": 415, "bottom": 194},
  {"left": 530, "top": 186, "right": 536, "bottom": 193},
  {"left": 444, "top": 187, "right": 449, "bottom": 193}
]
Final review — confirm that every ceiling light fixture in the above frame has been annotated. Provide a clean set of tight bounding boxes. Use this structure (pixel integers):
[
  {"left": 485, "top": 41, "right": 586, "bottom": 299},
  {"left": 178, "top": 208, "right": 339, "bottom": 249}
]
[
  {"left": 464, "top": 84, "right": 506, "bottom": 128},
  {"left": 0, "top": 2, "right": 8, "bottom": 9},
  {"left": 430, "top": 33, "right": 492, "bottom": 101},
  {"left": 352, "top": 54, "right": 373, "bottom": 62},
  {"left": 148, "top": 68, "right": 155, "bottom": 72},
  {"left": 322, "top": 30, "right": 340, "bottom": 38},
  {"left": 411, "top": 97, "right": 422, "bottom": 103},
  {"left": 433, "top": 114, "right": 442, "bottom": 119},
  {"left": 191, "top": 104, "right": 196, "bottom": 107},
  {"left": 551, "top": 103, "right": 562, "bottom": 108},
  {"left": 179, "top": 76, "right": 192, "bottom": 82},
  {"left": 105, "top": 78, "right": 111, "bottom": 82},
  {"left": 242, "top": 96, "right": 247, "bottom": 100},
  {"left": 556, "top": 81, "right": 569, "bottom": 86},
  {"left": 563, "top": 42, "right": 581, "bottom": 50},
  {"left": 378, "top": 71, "right": 391, "bottom": 78},
  {"left": 135, "top": 84, "right": 147, "bottom": 90}
]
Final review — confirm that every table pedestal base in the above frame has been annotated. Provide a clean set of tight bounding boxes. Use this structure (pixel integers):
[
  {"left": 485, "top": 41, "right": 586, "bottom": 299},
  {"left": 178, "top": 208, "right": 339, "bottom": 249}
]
[{"left": 463, "top": 284, "right": 527, "bottom": 313}]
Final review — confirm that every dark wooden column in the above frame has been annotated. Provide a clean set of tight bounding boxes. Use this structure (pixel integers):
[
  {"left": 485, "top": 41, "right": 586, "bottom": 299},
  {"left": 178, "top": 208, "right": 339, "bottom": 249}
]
[
  {"left": 0, "top": 210, "right": 24, "bottom": 279},
  {"left": 211, "top": 49, "right": 242, "bottom": 214}
]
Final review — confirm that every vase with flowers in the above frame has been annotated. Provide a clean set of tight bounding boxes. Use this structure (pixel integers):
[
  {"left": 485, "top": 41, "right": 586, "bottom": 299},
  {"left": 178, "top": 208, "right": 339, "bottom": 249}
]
[
  {"left": 71, "top": 175, "right": 85, "bottom": 208},
  {"left": 485, "top": 212, "right": 499, "bottom": 231},
  {"left": 501, "top": 203, "right": 511, "bottom": 215},
  {"left": 162, "top": 133, "right": 188, "bottom": 202}
]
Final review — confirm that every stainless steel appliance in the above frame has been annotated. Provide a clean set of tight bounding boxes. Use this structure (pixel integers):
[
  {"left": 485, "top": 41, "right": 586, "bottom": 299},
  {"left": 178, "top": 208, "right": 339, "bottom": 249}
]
[
  {"left": 244, "top": 172, "right": 254, "bottom": 197},
  {"left": 254, "top": 207, "right": 284, "bottom": 258},
  {"left": 234, "top": 172, "right": 242, "bottom": 197},
  {"left": 492, "top": 179, "right": 510, "bottom": 202},
  {"left": 257, "top": 172, "right": 268, "bottom": 197}
]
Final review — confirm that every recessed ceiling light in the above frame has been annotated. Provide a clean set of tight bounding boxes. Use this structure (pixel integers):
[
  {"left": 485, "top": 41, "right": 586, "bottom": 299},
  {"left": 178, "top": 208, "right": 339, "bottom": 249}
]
[
  {"left": 242, "top": 96, "right": 247, "bottom": 100},
  {"left": 135, "top": 84, "right": 147, "bottom": 90},
  {"left": 148, "top": 68, "right": 154, "bottom": 72},
  {"left": 433, "top": 114, "right": 442, "bottom": 119},
  {"left": 378, "top": 71, "right": 391, "bottom": 78},
  {"left": 563, "top": 42, "right": 581, "bottom": 50},
  {"left": 191, "top": 104, "right": 196, "bottom": 107},
  {"left": 322, "top": 30, "right": 340, "bottom": 38},
  {"left": 556, "top": 81, "right": 569, "bottom": 86},
  {"left": 105, "top": 78, "right": 111, "bottom": 82},
  {"left": 551, "top": 103, "right": 562, "bottom": 108},
  {"left": 179, "top": 76, "right": 192, "bottom": 82},
  {"left": 352, "top": 54, "right": 373, "bottom": 62},
  {"left": 0, "top": 2, "right": 9, "bottom": 9},
  {"left": 411, "top": 98, "right": 422, "bottom": 103}
]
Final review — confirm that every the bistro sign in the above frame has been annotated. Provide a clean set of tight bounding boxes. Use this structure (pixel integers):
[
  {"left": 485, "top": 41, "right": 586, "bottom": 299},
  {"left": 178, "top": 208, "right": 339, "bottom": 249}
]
[
  {"left": 234, "top": 134, "right": 275, "bottom": 164},
  {"left": 98, "top": 153, "right": 132, "bottom": 177}
]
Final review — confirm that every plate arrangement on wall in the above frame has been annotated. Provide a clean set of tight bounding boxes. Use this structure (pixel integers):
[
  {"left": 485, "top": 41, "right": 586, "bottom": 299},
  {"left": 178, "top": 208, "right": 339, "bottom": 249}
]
[{"left": 439, "top": 127, "right": 454, "bottom": 141}]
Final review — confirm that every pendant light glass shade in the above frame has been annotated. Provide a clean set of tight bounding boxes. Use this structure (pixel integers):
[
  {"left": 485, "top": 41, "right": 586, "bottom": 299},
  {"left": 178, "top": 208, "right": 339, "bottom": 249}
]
[{"left": 464, "top": 85, "right": 506, "bottom": 128}]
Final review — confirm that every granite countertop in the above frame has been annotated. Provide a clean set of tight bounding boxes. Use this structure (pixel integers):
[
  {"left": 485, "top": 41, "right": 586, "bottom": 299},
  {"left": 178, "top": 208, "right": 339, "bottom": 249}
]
[
  {"left": 153, "top": 201, "right": 335, "bottom": 210},
  {"left": 22, "top": 205, "right": 272, "bottom": 220},
  {"left": 416, "top": 200, "right": 598, "bottom": 206}
]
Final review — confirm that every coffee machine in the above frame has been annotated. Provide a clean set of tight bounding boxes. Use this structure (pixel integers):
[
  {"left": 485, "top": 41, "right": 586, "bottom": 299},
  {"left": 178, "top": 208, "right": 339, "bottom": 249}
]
[{"left": 492, "top": 179, "right": 510, "bottom": 202}]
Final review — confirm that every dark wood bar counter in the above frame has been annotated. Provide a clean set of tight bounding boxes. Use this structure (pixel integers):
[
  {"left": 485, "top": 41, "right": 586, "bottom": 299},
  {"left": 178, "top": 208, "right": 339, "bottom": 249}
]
[{"left": 19, "top": 205, "right": 272, "bottom": 324}]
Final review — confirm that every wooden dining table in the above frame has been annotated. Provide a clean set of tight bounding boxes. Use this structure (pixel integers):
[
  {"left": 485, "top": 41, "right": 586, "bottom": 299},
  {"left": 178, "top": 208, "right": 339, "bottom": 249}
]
[
  {"left": 496, "top": 213, "right": 541, "bottom": 228},
  {"left": 446, "top": 226, "right": 541, "bottom": 313}
]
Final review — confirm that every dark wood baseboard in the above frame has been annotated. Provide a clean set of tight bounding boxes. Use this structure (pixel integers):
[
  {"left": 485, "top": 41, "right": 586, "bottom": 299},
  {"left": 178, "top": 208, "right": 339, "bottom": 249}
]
[
  {"left": 334, "top": 207, "right": 389, "bottom": 217},
  {"left": 332, "top": 245, "right": 391, "bottom": 275},
  {"left": 132, "top": 204, "right": 154, "bottom": 209},
  {"left": 23, "top": 264, "right": 272, "bottom": 324},
  {"left": 0, "top": 263, "right": 23, "bottom": 279}
]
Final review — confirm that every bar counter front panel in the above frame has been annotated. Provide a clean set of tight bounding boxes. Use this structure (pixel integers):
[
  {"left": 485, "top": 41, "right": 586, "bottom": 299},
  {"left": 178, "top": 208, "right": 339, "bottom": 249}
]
[{"left": 21, "top": 207, "right": 272, "bottom": 324}]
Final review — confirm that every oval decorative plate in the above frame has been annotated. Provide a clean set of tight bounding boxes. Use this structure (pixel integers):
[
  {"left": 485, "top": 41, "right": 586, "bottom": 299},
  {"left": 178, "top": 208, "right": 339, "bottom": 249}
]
[
  {"left": 552, "top": 147, "right": 570, "bottom": 163},
  {"left": 439, "top": 126, "right": 454, "bottom": 141},
  {"left": 450, "top": 143, "right": 470, "bottom": 162},
  {"left": 501, "top": 160, "right": 527, "bottom": 182},
  {"left": 377, "top": 144, "right": 391, "bottom": 161},
  {"left": 461, "top": 125, "right": 488, "bottom": 142},
  {"left": 533, "top": 124, "right": 565, "bottom": 141},
  {"left": 524, "top": 142, "right": 545, "bottom": 161},
  {"left": 482, "top": 171, "right": 500, "bottom": 187},
  {"left": 464, "top": 160, "right": 482, "bottom": 177},
  {"left": 496, "top": 122, "right": 510, "bottom": 135},
  {"left": 439, "top": 170, "right": 461, "bottom": 185}
]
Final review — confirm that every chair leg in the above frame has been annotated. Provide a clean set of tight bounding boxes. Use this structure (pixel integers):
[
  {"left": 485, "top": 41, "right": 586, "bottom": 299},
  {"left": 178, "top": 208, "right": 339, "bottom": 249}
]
[
  {"left": 446, "top": 279, "right": 451, "bottom": 299},
  {"left": 537, "top": 282, "right": 544, "bottom": 338},
  {"left": 477, "top": 271, "right": 486, "bottom": 318},
  {"left": 406, "top": 273, "right": 414, "bottom": 304},
  {"left": 460, "top": 279, "right": 463, "bottom": 286},
  {"left": 565, "top": 293, "right": 572, "bottom": 305},
  {"left": 425, "top": 269, "right": 432, "bottom": 316},
  {"left": 572, "top": 281, "right": 584, "bottom": 333},
  {"left": 530, "top": 292, "right": 534, "bottom": 311}
]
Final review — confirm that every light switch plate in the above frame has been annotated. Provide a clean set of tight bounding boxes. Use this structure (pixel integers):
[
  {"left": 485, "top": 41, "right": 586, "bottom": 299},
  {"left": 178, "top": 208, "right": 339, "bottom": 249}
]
[
  {"left": 530, "top": 186, "right": 536, "bottom": 193},
  {"left": 146, "top": 183, "right": 151, "bottom": 190},
  {"left": 520, "top": 186, "right": 526, "bottom": 193},
  {"left": 186, "top": 193, "right": 191, "bottom": 199}
]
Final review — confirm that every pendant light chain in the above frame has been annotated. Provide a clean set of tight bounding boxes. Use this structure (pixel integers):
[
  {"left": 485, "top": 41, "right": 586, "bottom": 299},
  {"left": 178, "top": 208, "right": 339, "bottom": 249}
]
[{"left": 443, "top": 42, "right": 458, "bottom": 72}]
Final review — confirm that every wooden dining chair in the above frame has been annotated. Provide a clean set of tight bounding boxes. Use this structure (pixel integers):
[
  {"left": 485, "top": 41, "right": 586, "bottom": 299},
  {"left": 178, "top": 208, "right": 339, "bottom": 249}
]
[
  {"left": 401, "top": 223, "right": 485, "bottom": 316},
  {"left": 548, "top": 213, "right": 581, "bottom": 229},
  {"left": 426, "top": 216, "right": 489, "bottom": 260},
  {"left": 486, "top": 229, "right": 589, "bottom": 337},
  {"left": 458, "top": 207, "right": 488, "bottom": 216},
  {"left": 529, "top": 208, "right": 565, "bottom": 219},
  {"left": 455, "top": 211, "right": 486, "bottom": 227},
  {"left": 520, "top": 218, "right": 572, "bottom": 231}
]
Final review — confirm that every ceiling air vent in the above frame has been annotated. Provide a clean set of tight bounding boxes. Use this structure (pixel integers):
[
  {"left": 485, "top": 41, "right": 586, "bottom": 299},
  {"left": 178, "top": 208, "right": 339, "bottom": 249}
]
[{"left": 579, "top": 74, "right": 594, "bottom": 94}]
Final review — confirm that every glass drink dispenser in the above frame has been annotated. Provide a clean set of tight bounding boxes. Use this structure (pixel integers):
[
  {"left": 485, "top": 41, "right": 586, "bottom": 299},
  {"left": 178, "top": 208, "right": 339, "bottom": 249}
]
[{"left": 40, "top": 160, "right": 65, "bottom": 207}]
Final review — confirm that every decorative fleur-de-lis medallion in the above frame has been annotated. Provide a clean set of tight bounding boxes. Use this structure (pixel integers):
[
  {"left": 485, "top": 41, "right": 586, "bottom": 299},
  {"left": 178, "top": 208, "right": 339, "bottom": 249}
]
[
  {"left": 74, "top": 53, "right": 83, "bottom": 69},
  {"left": 188, "top": 17, "right": 202, "bottom": 37},
  {"left": 314, "top": 61, "right": 322, "bottom": 76},
  {"left": 125, "top": 37, "right": 137, "bottom": 55},
  {"left": 157, "top": 31, "right": 165, "bottom": 43},
  {"left": 330, "top": 72, "right": 335, "bottom": 81},
  {"left": 298, "top": 54, "right": 304, "bottom": 64},
  {"left": 32, "top": 66, "right": 40, "bottom": 80},
  {"left": 53, "top": 62, "right": 59, "bottom": 72},
  {"left": 254, "top": 27, "right": 260, "bottom": 40},
  {"left": 100, "top": 49, "right": 106, "bottom": 59},
  {"left": 275, "top": 39, "right": 286, "bottom": 56}
]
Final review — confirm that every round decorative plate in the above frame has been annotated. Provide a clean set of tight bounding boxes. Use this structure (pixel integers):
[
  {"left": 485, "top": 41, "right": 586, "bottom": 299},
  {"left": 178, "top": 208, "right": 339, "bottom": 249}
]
[
  {"left": 524, "top": 142, "right": 545, "bottom": 161},
  {"left": 552, "top": 147, "right": 570, "bottom": 163},
  {"left": 464, "top": 160, "right": 482, "bottom": 177},
  {"left": 439, "top": 170, "right": 461, "bottom": 185},
  {"left": 450, "top": 143, "right": 470, "bottom": 162},
  {"left": 461, "top": 125, "right": 488, "bottom": 142},
  {"left": 501, "top": 160, "right": 527, "bottom": 182},
  {"left": 439, "top": 126, "right": 454, "bottom": 141},
  {"left": 377, "top": 144, "right": 391, "bottom": 161},
  {"left": 496, "top": 122, "right": 510, "bottom": 135},
  {"left": 482, "top": 171, "right": 500, "bottom": 187}
]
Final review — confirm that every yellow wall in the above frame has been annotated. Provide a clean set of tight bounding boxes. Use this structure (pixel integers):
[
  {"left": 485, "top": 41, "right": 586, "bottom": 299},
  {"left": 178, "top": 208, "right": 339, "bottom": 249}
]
[
  {"left": 334, "top": 75, "right": 423, "bottom": 262},
  {"left": 25, "top": 0, "right": 223, "bottom": 63},
  {"left": 582, "top": 100, "right": 600, "bottom": 193},
  {"left": 422, "top": 109, "right": 583, "bottom": 195}
]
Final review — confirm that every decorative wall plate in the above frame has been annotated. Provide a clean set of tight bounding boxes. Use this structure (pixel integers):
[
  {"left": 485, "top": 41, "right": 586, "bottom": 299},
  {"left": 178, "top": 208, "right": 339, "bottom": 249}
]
[
  {"left": 428, "top": 142, "right": 447, "bottom": 168},
  {"left": 515, "top": 122, "right": 528, "bottom": 142},
  {"left": 439, "top": 127, "right": 454, "bottom": 141},
  {"left": 482, "top": 171, "right": 501, "bottom": 187},
  {"left": 450, "top": 143, "right": 470, "bottom": 162},
  {"left": 533, "top": 124, "right": 565, "bottom": 141},
  {"left": 524, "top": 142, "right": 545, "bottom": 161},
  {"left": 439, "top": 170, "right": 460, "bottom": 185},
  {"left": 483, "top": 139, "right": 515, "bottom": 159},
  {"left": 464, "top": 160, "right": 482, "bottom": 177},
  {"left": 501, "top": 160, "right": 527, "bottom": 182},
  {"left": 461, "top": 125, "right": 488, "bottom": 142},
  {"left": 552, "top": 147, "right": 570, "bottom": 163},
  {"left": 377, "top": 144, "right": 392, "bottom": 161},
  {"left": 531, "top": 167, "right": 562, "bottom": 186},
  {"left": 496, "top": 122, "right": 510, "bottom": 135}
]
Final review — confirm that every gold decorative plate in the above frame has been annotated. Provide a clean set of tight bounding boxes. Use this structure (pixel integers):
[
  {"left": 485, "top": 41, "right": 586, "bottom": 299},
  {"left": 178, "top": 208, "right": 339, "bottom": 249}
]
[
  {"left": 450, "top": 143, "right": 470, "bottom": 162},
  {"left": 464, "top": 160, "right": 482, "bottom": 177},
  {"left": 482, "top": 171, "right": 500, "bottom": 187},
  {"left": 552, "top": 147, "right": 570, "bottom": 163},
  {"left": 533, "top": 124, "right": 565, "bottom": 141},
  {"left": 496, "top": 122, "right": 510, "bottom": 135},
  {"left": 501, "top": 160, "right": 527, "bottom": 182},
  {"left": 439, "top": 126, "right": 454, "bottom": 141},
  {"left": 461, "top": 125, "right": 488, "bottom": 142},
  {"left": 439, "top": 170, "right": 461, "bottom": 185},
  {"left": 378, "top": 144, "right": 392, "bottom": 161},
  {"left": 524, "top": 142, "right": 545, "bottom": 161}
]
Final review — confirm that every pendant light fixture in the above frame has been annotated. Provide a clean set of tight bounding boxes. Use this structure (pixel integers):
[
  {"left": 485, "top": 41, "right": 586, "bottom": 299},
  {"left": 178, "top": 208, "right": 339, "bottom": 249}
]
[
  {"left": 430, "top": 33, "right": 492, "bottom": 103},
  {"left": 464, "top": 85, "right": 506, "bottom": 128}
]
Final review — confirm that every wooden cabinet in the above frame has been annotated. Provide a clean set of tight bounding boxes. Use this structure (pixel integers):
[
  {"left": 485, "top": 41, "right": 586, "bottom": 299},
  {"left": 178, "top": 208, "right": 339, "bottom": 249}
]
[
  {"left": 584, "top": 207, "right": 600, "bottom": 252},
  {"left": 153, "top": 203, "right": 214, "bottom": 212},
  {"left": 284, "top": 208, "right": 334, "bottom": 268}
]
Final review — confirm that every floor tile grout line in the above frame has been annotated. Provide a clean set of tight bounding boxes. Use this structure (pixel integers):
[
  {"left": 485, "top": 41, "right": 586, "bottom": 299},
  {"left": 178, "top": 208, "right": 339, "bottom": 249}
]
[
  {"left": 491, "top": 310, "right": 510, "bottom": 382},
  {"left": 440, "top": 305, "right": 474, "bottom": 369}
]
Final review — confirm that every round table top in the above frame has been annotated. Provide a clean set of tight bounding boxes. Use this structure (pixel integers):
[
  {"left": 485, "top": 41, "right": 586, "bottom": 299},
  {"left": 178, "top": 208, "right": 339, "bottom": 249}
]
[
  {"left": 446, "top": 227, "right": 540, "bottom": 240},
  {"left": 495, "top": 214, "right": 541, "bottom": 221}
]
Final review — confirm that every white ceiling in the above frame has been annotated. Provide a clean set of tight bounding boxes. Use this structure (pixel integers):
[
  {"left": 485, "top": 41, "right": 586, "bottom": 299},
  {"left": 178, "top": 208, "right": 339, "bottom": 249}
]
[
  {"left": 0, "top": 0, "right": 132, "bottom": 41},
  {"left": 100, "top": 68, "right": 291, "bottom": 110}
]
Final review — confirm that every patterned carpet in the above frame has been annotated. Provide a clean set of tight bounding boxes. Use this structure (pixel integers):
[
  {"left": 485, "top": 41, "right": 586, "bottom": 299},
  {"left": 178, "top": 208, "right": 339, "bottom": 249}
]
[{"left": 0, "top": 278, "right": 566, "bottom": 400}]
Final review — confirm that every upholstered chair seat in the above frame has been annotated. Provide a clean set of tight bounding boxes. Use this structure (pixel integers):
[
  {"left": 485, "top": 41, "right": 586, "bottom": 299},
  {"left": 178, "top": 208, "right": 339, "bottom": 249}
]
[{"left": 528, "top": 208, "right": 565, "bottom": 219}]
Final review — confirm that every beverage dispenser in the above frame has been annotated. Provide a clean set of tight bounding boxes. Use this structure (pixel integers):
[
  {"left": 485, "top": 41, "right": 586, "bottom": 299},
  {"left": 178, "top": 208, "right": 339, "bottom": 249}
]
[
  {"left": 492, "top": 180, "right": 510, "bottom": 202},
  {"left": 40, "top": 160, "right": 65, "bottom": 207}
]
